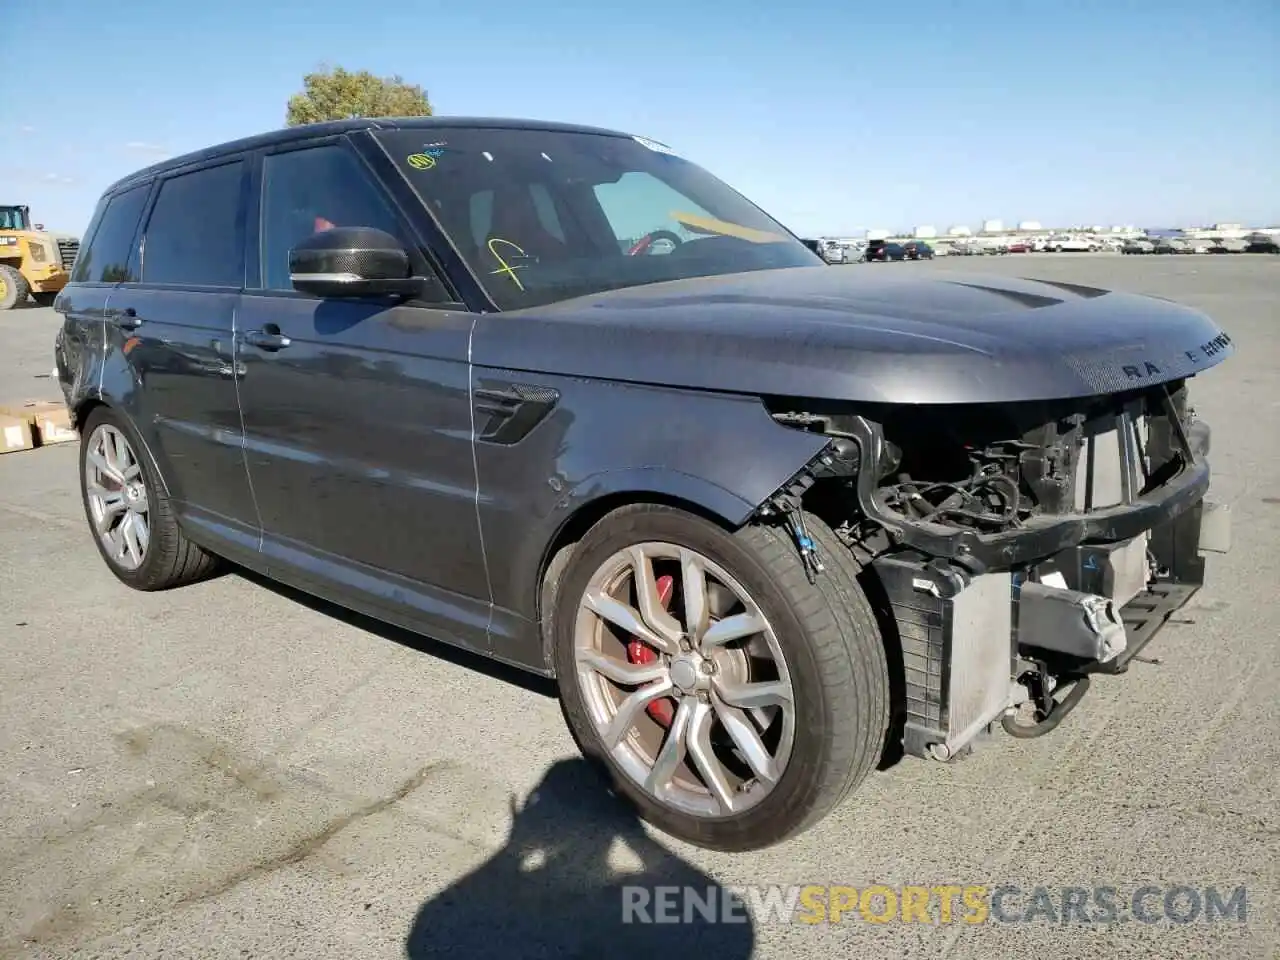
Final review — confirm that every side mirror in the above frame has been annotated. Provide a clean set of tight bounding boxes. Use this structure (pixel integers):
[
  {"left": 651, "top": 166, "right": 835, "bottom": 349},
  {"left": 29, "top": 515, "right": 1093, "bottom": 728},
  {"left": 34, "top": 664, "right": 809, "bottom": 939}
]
[{"left": 289, "top": 226, "right": 423, "bottom": 299}]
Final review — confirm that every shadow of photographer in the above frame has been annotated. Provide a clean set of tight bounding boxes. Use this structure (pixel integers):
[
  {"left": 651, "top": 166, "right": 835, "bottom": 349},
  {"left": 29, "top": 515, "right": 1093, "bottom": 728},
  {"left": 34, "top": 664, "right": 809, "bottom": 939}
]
[{"left": 404, "top": 757, "right": 756, "bottom": 959}]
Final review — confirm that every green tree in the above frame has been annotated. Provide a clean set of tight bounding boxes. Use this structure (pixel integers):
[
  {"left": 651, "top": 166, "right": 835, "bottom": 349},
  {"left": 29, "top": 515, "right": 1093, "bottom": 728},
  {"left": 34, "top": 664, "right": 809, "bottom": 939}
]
[{"left": 285, "top": 65, "right": 433, "bottom": 126}]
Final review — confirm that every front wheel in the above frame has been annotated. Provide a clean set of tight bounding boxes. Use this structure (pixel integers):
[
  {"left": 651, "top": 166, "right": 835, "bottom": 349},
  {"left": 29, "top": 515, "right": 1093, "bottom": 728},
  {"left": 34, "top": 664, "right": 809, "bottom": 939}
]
[{"left": 552, "top": 504, "right": 889, "bottom": 851}]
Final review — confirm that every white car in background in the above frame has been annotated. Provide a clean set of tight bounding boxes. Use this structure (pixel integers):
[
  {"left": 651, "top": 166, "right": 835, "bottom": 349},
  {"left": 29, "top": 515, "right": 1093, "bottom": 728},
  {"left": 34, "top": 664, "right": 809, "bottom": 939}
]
[
  {"left": 821, "top": 241, "right": 848, "bottom": 264},
  {"left": 1048, "top": 235, "right": 1100, "bottom": 253}
]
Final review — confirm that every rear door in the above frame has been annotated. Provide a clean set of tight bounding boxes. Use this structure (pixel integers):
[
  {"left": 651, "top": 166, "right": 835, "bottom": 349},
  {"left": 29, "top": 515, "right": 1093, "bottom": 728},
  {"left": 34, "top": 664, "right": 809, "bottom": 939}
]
[
  {"left": 234, "top": 137, "right": 487, "bottom": 649},
  {"left": 103, "top": 157, "right": 259, "bottom": 556}
]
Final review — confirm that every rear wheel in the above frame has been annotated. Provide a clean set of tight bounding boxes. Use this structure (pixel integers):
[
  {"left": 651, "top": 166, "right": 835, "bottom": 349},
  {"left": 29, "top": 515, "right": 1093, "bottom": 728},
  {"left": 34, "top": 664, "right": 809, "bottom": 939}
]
[
  {"left": 0, "top": 265, "right": 30, "bottom": 310},
  {"left": 553, "top": 503, "right": 889, "bottom": 851},
  {"left": 79, "top": 406, "right": 221, "bottom": 590}
]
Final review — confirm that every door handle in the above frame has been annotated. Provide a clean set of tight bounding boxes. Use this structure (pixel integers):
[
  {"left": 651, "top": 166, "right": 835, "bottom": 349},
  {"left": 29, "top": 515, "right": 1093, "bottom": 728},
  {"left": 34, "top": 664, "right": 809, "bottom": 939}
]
[
  {"left": 111, "top": 307, "right": 142, "bottom": 331},
  {"left": 242, "top": 328, "right": 292, "bottom": 351}
]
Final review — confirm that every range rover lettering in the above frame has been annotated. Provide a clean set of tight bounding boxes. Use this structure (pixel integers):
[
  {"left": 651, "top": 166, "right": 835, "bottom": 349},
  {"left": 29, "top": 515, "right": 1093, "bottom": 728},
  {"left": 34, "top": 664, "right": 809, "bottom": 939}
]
[{"left": 54, "top": 117, "right": 1233, "bottom": 852}]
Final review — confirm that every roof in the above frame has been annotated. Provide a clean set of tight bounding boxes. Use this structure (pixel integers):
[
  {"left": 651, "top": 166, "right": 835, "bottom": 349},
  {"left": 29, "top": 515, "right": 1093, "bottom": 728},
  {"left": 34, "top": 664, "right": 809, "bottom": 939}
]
[{"left": 103, "top": 115, "right": 635, "bottom": 195}]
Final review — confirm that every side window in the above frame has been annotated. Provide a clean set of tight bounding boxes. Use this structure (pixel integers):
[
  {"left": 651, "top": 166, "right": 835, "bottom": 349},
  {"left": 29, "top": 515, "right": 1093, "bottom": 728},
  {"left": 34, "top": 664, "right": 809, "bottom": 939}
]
[
  {"left": 527, "top": 184, "right": 565, "bottom": 241},
  {"left": 142, "top": 161, "right": 245, "bottom": 287},
  {"left": 468, "top": 190, "right": 494, "bottom": 250},
  {"left": 593, "top": 172, "right": 714, "bottom": 253},
  {"left": 71, "top": 185, "right": 149, "bottom": 283},
  {"left": 259, "top": 144, "right": 407, "bottom": 292},
  {"left": 467, "top": 184, "right": 565, "bottom": 250}
]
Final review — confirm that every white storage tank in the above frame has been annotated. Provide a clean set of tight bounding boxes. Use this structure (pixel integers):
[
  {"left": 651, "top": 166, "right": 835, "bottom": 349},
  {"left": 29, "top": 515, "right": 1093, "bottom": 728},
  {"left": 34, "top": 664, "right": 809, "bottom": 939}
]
[
  {"left": 981, "top": 219, "right": 1004, "bottom": 234},
  {"left": 947, "top": 225, "right": 972, "bottom": 237},
  {"left": 913, "top": 225, "right": 938, "bottom": 238},
  {"left": 1017, "top": 220, "right": 1042, "bottom": 232}
]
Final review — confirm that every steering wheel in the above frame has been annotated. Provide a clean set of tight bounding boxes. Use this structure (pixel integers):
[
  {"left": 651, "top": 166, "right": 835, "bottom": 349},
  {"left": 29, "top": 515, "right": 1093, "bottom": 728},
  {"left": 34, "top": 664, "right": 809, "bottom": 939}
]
[{"left": 627, "top": 229, "right": 684, "bottom": 256}]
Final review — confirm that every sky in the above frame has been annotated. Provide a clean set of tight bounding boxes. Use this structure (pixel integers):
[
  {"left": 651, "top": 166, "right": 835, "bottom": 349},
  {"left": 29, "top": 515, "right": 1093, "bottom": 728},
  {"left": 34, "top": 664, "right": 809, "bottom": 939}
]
[{"left": 2, "top": 0, "right": 1276, "bottom": 237}]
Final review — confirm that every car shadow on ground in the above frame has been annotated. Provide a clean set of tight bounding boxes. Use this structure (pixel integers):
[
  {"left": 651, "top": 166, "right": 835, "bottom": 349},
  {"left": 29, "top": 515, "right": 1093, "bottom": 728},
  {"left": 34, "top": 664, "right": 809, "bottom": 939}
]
[
  {"left": 403, "top": 757, "right": 756, "bottom": 959},
  {"left": 231, "top": 567, "right": 558, "bottom": 698}
]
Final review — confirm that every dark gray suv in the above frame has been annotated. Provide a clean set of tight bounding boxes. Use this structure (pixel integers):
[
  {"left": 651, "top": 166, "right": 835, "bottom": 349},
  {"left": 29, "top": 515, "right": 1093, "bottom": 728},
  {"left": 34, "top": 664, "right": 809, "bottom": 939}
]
[{"left": 54, "top": 117, "right": 1233, "bottom": 852}]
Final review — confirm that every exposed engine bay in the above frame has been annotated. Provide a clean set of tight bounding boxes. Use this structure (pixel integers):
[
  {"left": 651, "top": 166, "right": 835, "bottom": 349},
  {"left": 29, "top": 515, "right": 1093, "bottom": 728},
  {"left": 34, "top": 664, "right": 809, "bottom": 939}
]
[{"left": 758, "top": 379, "right": 1231, "bottom": 763}]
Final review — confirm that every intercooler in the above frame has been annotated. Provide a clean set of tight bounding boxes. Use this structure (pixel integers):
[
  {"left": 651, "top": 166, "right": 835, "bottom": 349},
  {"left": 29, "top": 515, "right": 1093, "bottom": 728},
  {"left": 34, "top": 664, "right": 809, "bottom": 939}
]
[{"left": 871, "top": 554, "right": 1018, "bottom": 761}]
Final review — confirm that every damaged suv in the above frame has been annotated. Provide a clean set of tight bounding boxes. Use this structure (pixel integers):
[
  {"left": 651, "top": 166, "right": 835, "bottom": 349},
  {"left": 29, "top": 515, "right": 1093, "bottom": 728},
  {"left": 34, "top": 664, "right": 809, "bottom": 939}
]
[{"left": 56, "top": 117, "right": 1233, "bottom": 852}]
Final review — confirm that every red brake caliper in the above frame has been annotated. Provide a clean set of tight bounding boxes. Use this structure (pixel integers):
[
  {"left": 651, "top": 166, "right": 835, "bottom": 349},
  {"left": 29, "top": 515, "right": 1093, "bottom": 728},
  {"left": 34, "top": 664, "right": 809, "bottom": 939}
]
[{"left": 626, "top": 574, "right": 677, "bottom": 727}]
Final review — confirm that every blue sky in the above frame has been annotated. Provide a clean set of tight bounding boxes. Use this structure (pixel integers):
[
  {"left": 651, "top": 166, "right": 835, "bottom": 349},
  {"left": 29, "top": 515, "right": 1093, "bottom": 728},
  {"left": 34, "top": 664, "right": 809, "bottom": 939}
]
[{"left": 3, "top": 0, "right": 1276, "bottom": 237}]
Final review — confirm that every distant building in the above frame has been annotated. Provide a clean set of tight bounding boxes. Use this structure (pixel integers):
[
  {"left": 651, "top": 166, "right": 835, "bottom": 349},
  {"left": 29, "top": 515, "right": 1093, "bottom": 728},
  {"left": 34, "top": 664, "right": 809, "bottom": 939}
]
[
  {"left": 947, "top": 225, "right": 972, "bottom": 237},
  {"left": 981, "top": 219, "right": 1004, "bottom": 234},
  {"left": 1017, "top": 221, "right": 1042, "bottom": 232},
  {"left": 913, "top": 225, "right": 938, "bottom": 238}
]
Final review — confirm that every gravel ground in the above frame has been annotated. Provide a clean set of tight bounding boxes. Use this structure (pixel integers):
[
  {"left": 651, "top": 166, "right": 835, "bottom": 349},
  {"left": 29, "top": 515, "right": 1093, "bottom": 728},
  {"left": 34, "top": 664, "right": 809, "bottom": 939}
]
[{"left": 0, "top": 253, "right": 1276, "bottom": 959}]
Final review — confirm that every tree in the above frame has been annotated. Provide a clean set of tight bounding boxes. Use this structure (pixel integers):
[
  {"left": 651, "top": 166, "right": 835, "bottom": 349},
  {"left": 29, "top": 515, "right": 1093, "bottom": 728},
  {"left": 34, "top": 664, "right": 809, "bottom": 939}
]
[{"left": 286, "top": 65, "right": 433, "bottom": 127}]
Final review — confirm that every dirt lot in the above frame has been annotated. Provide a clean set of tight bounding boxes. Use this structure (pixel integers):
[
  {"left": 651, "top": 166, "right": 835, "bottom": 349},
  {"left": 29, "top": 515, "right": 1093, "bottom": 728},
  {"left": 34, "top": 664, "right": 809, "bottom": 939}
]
[{"left": 1, "top": 254, "right": 1277, "bottom": 959}]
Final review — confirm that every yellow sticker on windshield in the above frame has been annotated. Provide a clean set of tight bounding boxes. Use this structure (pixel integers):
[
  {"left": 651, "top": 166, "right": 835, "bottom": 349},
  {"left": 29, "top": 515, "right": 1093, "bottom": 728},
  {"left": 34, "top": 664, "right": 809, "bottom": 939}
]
[
  {"left": 407, "top": 153, "right": 436, "bottom": 170},
  {"left": 671, "top": 211, "right": 784, "bottom": 244}
]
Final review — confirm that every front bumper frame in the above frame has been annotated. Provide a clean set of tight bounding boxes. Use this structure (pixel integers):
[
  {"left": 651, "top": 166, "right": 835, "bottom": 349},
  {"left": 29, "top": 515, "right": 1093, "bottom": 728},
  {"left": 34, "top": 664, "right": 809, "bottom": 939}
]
[{"left": 832, "top": 397, "right": 1211, "bottom": 571}]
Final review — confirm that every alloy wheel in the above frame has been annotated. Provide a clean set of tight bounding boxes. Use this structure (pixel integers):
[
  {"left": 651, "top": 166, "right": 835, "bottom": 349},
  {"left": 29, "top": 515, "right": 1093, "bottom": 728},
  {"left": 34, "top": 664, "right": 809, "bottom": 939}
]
[
  {"left": 84, "top": 423, "right": 150, "bottom": 570},
  {"left": 573, "top": 542, "right": 796, "bottom": 817}
]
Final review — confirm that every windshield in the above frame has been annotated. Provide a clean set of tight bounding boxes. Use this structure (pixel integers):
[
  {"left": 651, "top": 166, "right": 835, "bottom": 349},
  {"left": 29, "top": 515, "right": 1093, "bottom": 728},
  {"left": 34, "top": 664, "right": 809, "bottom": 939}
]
[
  {"left": 375, "top": 127, "right": 820, "bottom": 309},
  {"left": 0, "top": 207, "right": 31, "bottom": 231}
]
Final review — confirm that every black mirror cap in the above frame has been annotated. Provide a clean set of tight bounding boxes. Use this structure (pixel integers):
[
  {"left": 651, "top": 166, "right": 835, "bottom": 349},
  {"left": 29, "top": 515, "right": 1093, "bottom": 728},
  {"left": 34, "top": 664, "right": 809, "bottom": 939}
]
[{"left": 289, "top": 226, "right": 416, "bottom": 298}]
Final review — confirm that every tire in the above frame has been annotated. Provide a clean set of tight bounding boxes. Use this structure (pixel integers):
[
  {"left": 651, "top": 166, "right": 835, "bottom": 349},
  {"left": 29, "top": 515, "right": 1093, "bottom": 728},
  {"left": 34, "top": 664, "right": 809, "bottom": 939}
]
[
  {"left": 79, "top": 405, "right": 221, "bottom": 590},
  {"left": 0, "top": 264, "right": 30, "bottom": 310},
  {"left": 31, "top": 291, "right": 58, "bottom": 308},
  {"left": 552, "top": 503, "right": 889, "bottom": 851}
]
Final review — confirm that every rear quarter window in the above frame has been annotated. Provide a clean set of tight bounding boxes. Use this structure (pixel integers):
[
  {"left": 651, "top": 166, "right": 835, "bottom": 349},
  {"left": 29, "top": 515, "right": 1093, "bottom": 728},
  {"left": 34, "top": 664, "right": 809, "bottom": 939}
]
[{"left": 70, "top": 185, "right": 150, "bottom": 283}]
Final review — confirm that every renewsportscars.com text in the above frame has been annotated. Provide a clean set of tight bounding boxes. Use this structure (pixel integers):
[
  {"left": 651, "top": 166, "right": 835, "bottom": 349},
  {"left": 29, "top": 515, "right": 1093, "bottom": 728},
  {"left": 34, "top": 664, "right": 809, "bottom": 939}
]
[{"left": 621, "top": 884, "right": 1249, "bottom": 926}]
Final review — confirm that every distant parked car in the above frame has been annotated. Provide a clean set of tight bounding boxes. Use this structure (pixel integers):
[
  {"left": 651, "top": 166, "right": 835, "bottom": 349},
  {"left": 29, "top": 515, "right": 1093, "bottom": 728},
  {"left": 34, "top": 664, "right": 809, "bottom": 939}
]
[
  {"left": 820, "top": 241, "right": 849, "bottom": 264},
  {"left": 1153, "top": 238, "right": 1194, "bottom": 255},
  {"left": 903, "top": 241, "right": 934, "bottom": 260},
  {"left": 1244, "top": 235, "right": 1280, "bottom": 254},
  {"left": 864, "top": 239, "right": 906, "bottom": 261},
  {"left": 1050, "top": 237, "right": 1101, "bottom": 253},
  {"left": 1122, "top": 239, "right": 1154, "bottom": 255},
  {"left": 1005, "top": 241, "right": 1032, "bottom": 253},
  {"left": 1207, "top": 238, "right": 1247, "bottom": 254}
]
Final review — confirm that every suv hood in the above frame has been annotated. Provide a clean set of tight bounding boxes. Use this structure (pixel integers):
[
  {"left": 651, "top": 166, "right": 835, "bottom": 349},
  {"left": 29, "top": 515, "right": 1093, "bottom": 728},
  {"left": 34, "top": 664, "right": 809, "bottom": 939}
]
[{"left": 475, "top": 266, "right": 1234, "bottom": 404}]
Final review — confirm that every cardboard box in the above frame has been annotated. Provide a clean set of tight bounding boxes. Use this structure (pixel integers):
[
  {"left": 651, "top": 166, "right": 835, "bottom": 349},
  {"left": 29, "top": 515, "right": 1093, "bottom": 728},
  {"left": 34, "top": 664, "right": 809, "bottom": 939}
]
[
  {"left": 0, "top": 413, "right": 35, "bottom": 455},
  {"left": 0, "top": 399, "right": 77, "bottom": 447}
]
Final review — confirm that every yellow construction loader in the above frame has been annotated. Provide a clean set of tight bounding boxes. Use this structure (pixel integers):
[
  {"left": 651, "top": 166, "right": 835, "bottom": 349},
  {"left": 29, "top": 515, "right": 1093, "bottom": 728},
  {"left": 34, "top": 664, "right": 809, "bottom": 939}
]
[{"left": 0, "top": 204, "right": 79, "bottom": 310}]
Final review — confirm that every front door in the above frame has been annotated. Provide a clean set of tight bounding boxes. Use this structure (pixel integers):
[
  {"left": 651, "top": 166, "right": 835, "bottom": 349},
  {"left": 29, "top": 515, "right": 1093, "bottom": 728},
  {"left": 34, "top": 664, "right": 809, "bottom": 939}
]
[{"left": 234, "top": 140, "right": 488, "bottom": 649}]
